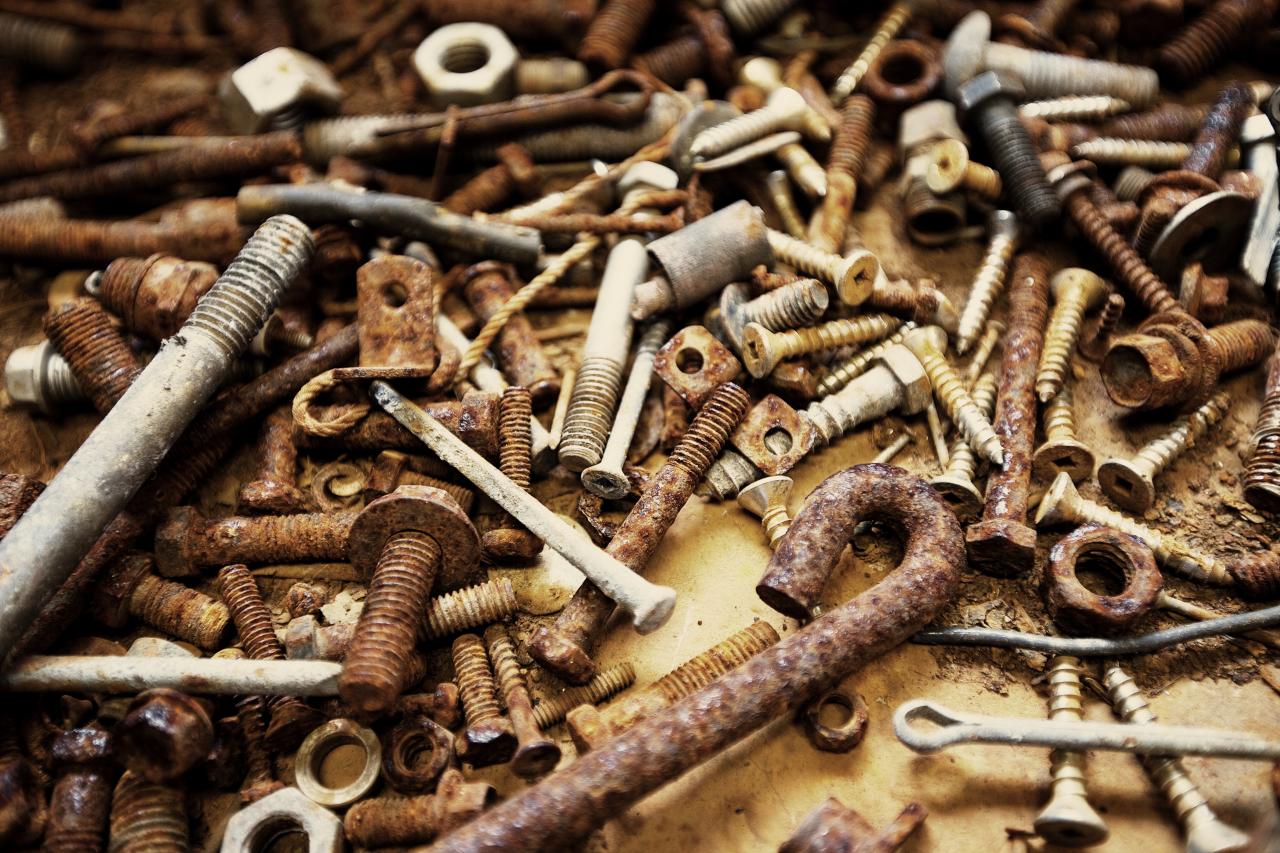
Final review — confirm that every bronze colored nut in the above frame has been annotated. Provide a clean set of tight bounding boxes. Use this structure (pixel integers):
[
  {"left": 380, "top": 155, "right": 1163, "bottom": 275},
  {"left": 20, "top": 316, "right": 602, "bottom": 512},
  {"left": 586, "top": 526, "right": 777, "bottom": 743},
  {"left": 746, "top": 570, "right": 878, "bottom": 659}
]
[
  {"left": 1102, "top": 329, "right": 1196, "bottom": 410},
  {"left": 801, "top": 690, "right": 869, "bottom": 753},
  {"left": 114, "top": 689, "right": 214, "bottom": 783},
  {"left": 1043, "top": 525, "right": 1162, "bottom": 636},
  {"left": 730, "top": 394, "right": 817, "bottom": 476},
  {"left": 382, "top": 714, "right": 455, "bottom": 795},
  {"left": 652, "top": 325, "right": 743, "bottom": 410},
  {"left": 347, "top": 485, "right": 483, "bottom": 592},
  {"left": 861, "top": 39, "right": 941, "bottom": 111}
]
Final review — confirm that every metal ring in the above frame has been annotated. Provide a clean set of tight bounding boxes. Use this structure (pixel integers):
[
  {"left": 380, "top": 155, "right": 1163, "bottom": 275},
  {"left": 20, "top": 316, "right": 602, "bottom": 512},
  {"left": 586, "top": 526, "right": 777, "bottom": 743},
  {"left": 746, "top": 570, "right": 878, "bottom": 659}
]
[
  {"left": 294, "top": 718, "right": 381, "bottom": 807},
  {"left": 381, "top": 714, "right": 455, "bottom": 794},
  {"left": 801, "top": 689, "right": 869, "bottom": 753}
]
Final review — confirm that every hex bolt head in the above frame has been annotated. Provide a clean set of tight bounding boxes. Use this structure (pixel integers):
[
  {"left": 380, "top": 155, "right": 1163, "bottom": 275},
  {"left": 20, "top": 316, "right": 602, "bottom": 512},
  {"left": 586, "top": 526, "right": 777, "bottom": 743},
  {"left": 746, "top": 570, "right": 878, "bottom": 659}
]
[{"left": 115, "top": 688, "right": 214, "bottom": 783}]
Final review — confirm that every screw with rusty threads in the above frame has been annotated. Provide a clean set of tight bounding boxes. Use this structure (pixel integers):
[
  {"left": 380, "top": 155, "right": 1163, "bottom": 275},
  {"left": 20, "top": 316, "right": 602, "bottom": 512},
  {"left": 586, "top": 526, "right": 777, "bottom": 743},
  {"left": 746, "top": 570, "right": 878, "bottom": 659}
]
[
  {"left": 926, "top": 140, "right": 1002, "bottom": 201},
  {"left": 808, "top": 95, "right": 875, "bottom": 253},
  {"left": 43, "top": 297, "right": 142, "bottom": 415},
  {"left": 92, "top": 253, "right": 219, "bottom": 342},
  {"left": 829, "top": 2, "right": 912, "bottom": 102},
  {"left": 442, "top": 144, "right": 540, "bottom": 215},
  {"left": 1033, "top": 657, "right": 1109, "bottom": 846},
  {"left": 1158, "top": 0, "right": 1269, "bottom": 86},
  {"left": 1181, "top": 81, "right": 1254, "bottom": 180},
  {"left": 1079, "top": 292, "right": 1125, "bottom": 362},
  {"left": 453, "top": 633, "right": 516, "bottom": 767},
  {"left": 1032, "top": 384, "right": 1095, "bottom": 484},
  {"left": 107, "top": 559, "right": 232, "bottom": 650},
  {"left": 1102, "top": 665, "right": 1250, "bottom": 852},
  {"left": 485, "top": 625, "right": 562, "bottom": 779},
  {"left": 343, "top": 769, "right": 495, "bottom": 848},
  {"left": 720, "top": 279, "right": 830, "bottom": 350},
  {"left": 738, "top": 476, "right": 794, "bottom": 549},
  {"left": 579, "top": 0, "right": 655, "bottom": 68},
  {"left": 426, "top": 578, "right": 519, "bottom": 640},
  {"left": 217, "top": 563, "right": 322, "bottom": 749},
  {"left": 0, "top": 11, "right": 80, "bottom": 73},
  {"left": 531, "top": 383, "right": 752, "bottom": 684},
  {"left": 744, "top": 313, "right": 899, "bottom": 378},
  {"left": 956, "top": 210, "right": 1019, "bottom": 355},
  {"left": 1097, "top": 390, "right": 1231, "bottom": 513},
  {"left": 46, "top": 727, "right": 117, "bottom": 853},
  {"left": 156, "top": 508, "right": 358, "bottom": 575},
  {"left": 1244, "top": 340, "right": 1280, "bottom": 513},
  {"left": 213, "top": 646, "right": 283, "bottom": 803},
  {"left": 533, "top": 663, "right": 637, "bottom": 730},
  {"left": 767, "top": 228, "right": 877, "bottom": 306},
  {"left": 1036, "top": 269, "right": 1110, "bottom": 403},
  {"left": 1036, "top": 473, "right": 1232, "bottom": 585},
  {"left": 484, "top": 386, "right": 542, "bottom": 563},
  {"left": 237, "top": 407, "right": 305, "bottom": 515},
  {"left": 815, "top": 322, "right": 916, "bottom": 396},
  {"left": 930, "top": 371, "right": 997, "bottom": 523},
  {"left": 566, "top": 621, "right": 780, "bottom": 752},
  {"left": 1068, "top": 139, "right": 1194, "bottom": 168},
  {"left": 904, "top": 326, "right": 1003, "bottom": 465},
  {"left": 107, "top": 771, "right": 188, "bottom": 852}
]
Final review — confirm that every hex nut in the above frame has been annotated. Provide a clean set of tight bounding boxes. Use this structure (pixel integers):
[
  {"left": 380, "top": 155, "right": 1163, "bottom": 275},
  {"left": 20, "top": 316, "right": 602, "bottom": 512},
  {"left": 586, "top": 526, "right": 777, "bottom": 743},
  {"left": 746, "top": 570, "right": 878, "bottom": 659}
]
[
  {"left": 222, "top": 786, "right": 343, "bottom": 853},
  {"left": 730, "top": 394, "right": 816, "bottom": 476},
  {"left": 414, "top": 23, "right": 518, "bottom": 109},
  {"left": 652, "top": 325, "right": 743, "bottom": 411},
  {"left": 1043, "top": 525, "right": 1162, "bottom": 636},
  {"left": 221, "top": 47, "right": 343, "bottom": 135},
  {"left": 294, "top": 719, "right": 382, "bottom": 808}
]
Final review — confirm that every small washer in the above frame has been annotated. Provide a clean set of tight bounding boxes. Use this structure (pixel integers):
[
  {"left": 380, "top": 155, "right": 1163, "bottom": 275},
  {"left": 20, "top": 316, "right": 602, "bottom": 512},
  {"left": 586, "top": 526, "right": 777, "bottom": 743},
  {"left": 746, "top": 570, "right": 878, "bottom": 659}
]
[{"left": 294, "top": 719, "right": 382, "bottom": 808}]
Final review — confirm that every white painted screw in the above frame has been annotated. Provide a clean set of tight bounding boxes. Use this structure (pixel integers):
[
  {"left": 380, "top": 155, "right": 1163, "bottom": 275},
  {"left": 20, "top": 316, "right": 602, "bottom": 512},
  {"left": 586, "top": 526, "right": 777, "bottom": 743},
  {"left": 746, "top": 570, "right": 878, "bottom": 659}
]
[
  {"left": 956, "top": 209, "right": 1019, "bottom": 355},
  {"left": 1033, "top": 656, "right": 1109, "bottom": 847}
]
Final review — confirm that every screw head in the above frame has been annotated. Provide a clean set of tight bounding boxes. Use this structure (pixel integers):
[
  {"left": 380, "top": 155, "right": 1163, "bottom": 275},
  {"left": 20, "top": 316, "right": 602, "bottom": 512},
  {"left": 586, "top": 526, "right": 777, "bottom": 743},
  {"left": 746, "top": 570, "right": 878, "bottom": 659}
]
[
  {"left": 153, "top": 505, "right": 206, "bottom": 576},
  {"left": 836, "top": 250, "right": 879, "bottom": 306},
  {"left": 928, "top": 475, "right": 984, "bottom": 524},
  {"left": 1032, "top": 439, "right": 1097, "bottom": 486},
  {"left": 738, "top": 56, "right": 784, "bottom": 90},
  {"left": 1033, "top": 795, "right": 1110, "bottom": 847},
  {"left": 1034, "top": 472, "right": 1081, "bottom": 528},
  {"left": 943, "top": 11, "right": 992, "bottom": 97},
  {"left": 926, "top": 139, "right": 971, "bottom": 195},
  {"left": 116, "top": 688, "right": 214, "bottom": 783},
  {"left": 1096, "top": 457, "right": 1157, "bottom": 513},
  {"left": 1050, "top": 267, "right": 1110, "bottom": 306},
  {"left": 742, "top": 322, "right": 779, "bottom": 378},
  {"left": 738, "top": 475, "right": 794, "bottom": 519}
]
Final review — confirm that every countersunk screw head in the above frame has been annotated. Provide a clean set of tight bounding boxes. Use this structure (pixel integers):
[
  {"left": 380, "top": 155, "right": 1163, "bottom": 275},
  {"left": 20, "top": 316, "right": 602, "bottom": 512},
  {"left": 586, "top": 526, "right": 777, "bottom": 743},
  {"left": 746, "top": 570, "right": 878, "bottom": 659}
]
[
  {"left": 836, "top": 249, "right": 879, "bottom": 306},
  {"left": 1034, "top": 472, "right": 1080, "bottom": 528},
  {"left": 929, "top": 474, "right": 984, "bottom": 523},
  {"left": 737, "top": 475, "right": 793, "bottom": 523},
  {"left": 926, "top": 139, "right": 972, "bottom": 195},
  {"left": 1095, "top": 458, "right": 1155, "bottom": 514},
  {"left": 1032, "top": 438, "right": 1096, "bottom": 485}
]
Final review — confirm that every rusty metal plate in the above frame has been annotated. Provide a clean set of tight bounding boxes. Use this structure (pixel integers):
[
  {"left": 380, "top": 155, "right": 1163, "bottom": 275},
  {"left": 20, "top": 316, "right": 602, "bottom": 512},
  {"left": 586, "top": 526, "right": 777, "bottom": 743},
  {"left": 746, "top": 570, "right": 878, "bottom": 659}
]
[{"left": 652, "top": 325, "right": 742, "bottom": 411}]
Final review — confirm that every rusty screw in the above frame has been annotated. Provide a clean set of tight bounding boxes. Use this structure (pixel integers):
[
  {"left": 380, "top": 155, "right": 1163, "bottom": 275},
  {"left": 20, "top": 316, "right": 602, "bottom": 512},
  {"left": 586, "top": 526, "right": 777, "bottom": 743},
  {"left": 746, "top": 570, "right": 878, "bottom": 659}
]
[
  {"left": 45, "top": 727, "right": 117, "bottom": 853},
  {"left": 808, "top": 95, "right": 875, "bottom": 254},
  {"left": 965, "top": 253, "right": 1050, "bottom": 577},
  {"left": 43, "top": 297, "right": 142, "bottom": 415},
  {"left": 217, "top": 563, "right": 325, "bottom": 749},
  {"left": 156, "top": 507, "right": 358, "bottom": 576},
  {"left": 579, "top": 0, "right": 655, "bottom": 69},
  {"left": 452, "top": 633, "right": 516, "bottom": 768},
  {"left": 425, "top": 578, "right": 520, "bottom": 640},
  {"left": 567, "top": 621, "right": 781, "bottom": 752},
  {"left": 1079, "top": 292, "right": 1125, "bottom": 362},
  {"left": 442, "top": 143, "right": 539, "bottom": 215},
  {"left": 237, "top": 407, "right": 305, "bottom": 515},
  {"left": 343, "top": 768, "right": 495, "bottom": 848},
  {"left": 1158, "top": 0, "right": 1271, "bottom": 86},
  {"left": 484, "top": 386, "right": 543, "bottom": 563},
  {"left": 214, "top": 646, "right": 283, "bottom": 804},
  {"left": 107, "top": 771, "right": 188, "bottom": 852},
  {"left": 1244, "top": 339, "right": 1280, "bottom": 513},
  {"left": 1036, "top": 268, "right": 1110, "bottom": 403},
  {"left": 926, "top": 139, "right": 1002, "bottom": 201},
  {"left": 462, "top": 262, "right": 560, "bottom": 407},
  {"left": 91, "top": 551, "right": 231, "bottom": 650},
  {"left": 340, "top": 487, "right": 483, "bottom": 716},
  {"left": 530, "top": 383, "right": 751, "bottom": 684},
  {"left": 115, "top": 688, "right": 214, "bottom": 784},
  {"left": 533, "top": 663, "right": 637, "bottom": 730},
  {"left": 91, "top": 253, "right": 218, "bottom": 342},
  {"left": 484, "top": 625, "right": 562, "bottom": 779},
  {"left": 1032, "top": 384, "right": 1095, "bottom": 484}
]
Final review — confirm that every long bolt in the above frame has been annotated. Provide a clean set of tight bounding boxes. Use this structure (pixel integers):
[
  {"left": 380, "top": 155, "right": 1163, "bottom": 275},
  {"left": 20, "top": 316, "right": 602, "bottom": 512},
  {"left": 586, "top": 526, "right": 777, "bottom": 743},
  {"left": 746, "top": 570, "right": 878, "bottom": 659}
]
[
  {"left": 453, "top": 633, "right": 516, "bottom": 767},
  {"left": 0, "top": 215, "right": 312, "bottom": 662},
  {"left": 531, "top": 383, "right": 750, "bottom": 684},
  {"left": 1102, "top": 665, "right": 1251, "bottom": 853},
  {"left": 766, "top": 228, "right": 878, "bottom": 305},
  {"left": 930, "top": 371, "right": 998, "bottom": 523},
  {"left": 1036, "top": 473, "right": 1232, "bottom": 586},
  {"left": 1097, "top": 391, "right": 1231, "bottom": 513},
  {"left": 1036, "top": 268, "right": 1110, "bottom": 403},
  {"left": 43, "top": 297, "right": 142, "bottom": 415},
  {"left": 567, "top": 622, "right": 780, "bottom": 752},
  {"left": 738, "top": 475, "right": 794, "bottom": 549},
  {"left": 1182, "top": 81, "right": 1254, "bottom": 181},
  {"left": 533, "top": 663, "right": 637, "bottom": 730},
  {"left": 484, "top": 386, "right": 542, "bottom": 563},
  {"left": 156, "top": 509, "right": 357, "bottom": 576},
  {"left": 815, "top": 322, "right": 916, "bottom": 396},
  {"left": 581, "top": 321, "right": 672, "bottom": 500},
  {"left": 1244, "top": 340, "right": 1280, "bottom": 513},
  {"left": 46, "top": 727, "right": 117, "bottom": 853},
  {"left": 1032, "top": 656, "right": 1109, "bottom": 846},
  {"left": 956, "top": 210, "right": 1020, "bottom": 355},
  {"left": 485, "top": 625, "right": 561, "bottom": 779},
  {"left": 691, "top": 88, "right": 821, "bottom": 160},
  {"left": 744, "top": 313, "right": 899, "bottom": 378},
  {"left": 808, "top": 95, "right": 875, "bottom": 253},
  {"left": 1032, "top": 384, "right": 1095, "bottom": 484},
  {"left": 904, "top": 326, "right": 1003, "bottom": 465},
  {"left": 107, "top": 771, "right": 188, "bottom": 852},
  {"left": 829, "top": 2, "right": 912, "bottom": 102}
]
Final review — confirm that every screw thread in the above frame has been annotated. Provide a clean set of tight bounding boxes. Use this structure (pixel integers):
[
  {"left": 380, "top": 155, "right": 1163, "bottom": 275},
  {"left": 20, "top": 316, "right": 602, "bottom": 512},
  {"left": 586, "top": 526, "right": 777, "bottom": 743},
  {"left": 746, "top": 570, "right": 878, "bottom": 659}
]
[
  {"left": 826, "top": 96, "right": 875, "bottom": 180},
  {"left": 1044, "top": 655, "right": 1091, "bottom": 795},
  {"left": 815, "top": 323, "right": 915, "bottom": 395},
  {"left": 957, "top": 232, "right": 1017, "bottom": 354},
  {"left": 1103, "top": 104, "right": 1210, "bottom": 140},
  {"left": 1182, "top": 82, "right": 1253, "bottom": 179},
  {"left": 1063, "top": 191, "right": 1181, "bottom": 316},
  {"left": 701, "top": 447, "right": 762, "bottom": 501},
  {"left": 1036, "top": 290, "right": 1089, "bottom": 402},
  {"left": 198, "top": 511, "right": 357, "bottom": 566},
  {"left": 559, "top": 357, "right": 625, "bottom": 472},
  {"left": 96, "top": 256, "right": 150, "bottom": 322},
  {"left": 107, "top": 771, "right": 188, "bottom": 853},
  {"left": 453, "top": 633, "right": 503, "bottom": 725},
  {"left": 184, "top": 216, "right": 314, "bottom": 359},
  {"left": 39, "top": 349, "right": 83, "bottom": 407},
  {"left": 342, "top": 531, "right": 441, "bottom": 712},
  {"left": 1080, "top": 292, "right": 1126, "bottom": 360},
  {"left": 1244, "top": 346, "right": 1280, "bottom": 512},
  {"left": 443, "top": 163, "right": 518, "bottom": 216},
  {"left": 1158, "top": 0, "right": 1259, "bottom": 85},
  {"left": 963, "top": 322, "right": 1005, "bottom": 387},
  {"left": 236, "top": 695, "right": 275, "bottom": 796},
  {"left": 698, "top": 103, "right": 797, "bottom": 160},
  {"left": 766, "top": 229, "right": 844, "bottom": 283},
  {"left": 0, "top": 11, "right": 80, "bottom": 73},
  {"left": 1069, "top": 138, "right": 1191, "bottom": 168},
  {"left": 775, "top": 314, "right": 900, "bottom": 361},
  {"left": 668, "top": 383, "right": 752, "bottom": 477},
  {"left": 132, "top": 573, "right": 230, "bottom": 650},
  {"left": 961, "top": 162, "right": 1003, "bottom": 200},
  {"left": 44, "top": 297, "right": 142, "bottom": 414},
  {"left": 425, "top": 579, "right": 518, "bottom": 640},
  {"left": 579, "top": 0, "right": 656, "bottom": 68},
  {"left": 1020, "top": 95, "right": 1131, "bottom": 122},
  {"left": 1211, "top": 319, "right": 1278, "bottom": 375},
  {"left": 762, "top": 503, "right": 792, "bottom": 548},
  {"left": 533, "top": 663, "right": 637, "bottom": 730},
  {"left": 1131, "top": 390, "right": 1231, "bottom": 478},
  {"left": 498, "top": 387, "right": 533, "bottom": 490},
  {"left": 396, "top": 472, "right": 475, "bottom": 514},
  {"left": 829, "top": 2, "right": 912, "bottom": 102},
  {"left": 775, "top": 144, "right": 827, "bottom": 198},
  {"left": 1042, "top": 384, "right": 1080, "bottom": 442},
  {"left": 943, "top": 372, "right": 997, "bottom": 480},
  {"left": 1227, "top": 551, "right": 1280, "bottom": 600},
  {"left": 744, "top": 279, "right": 829, "bottom": 331},
  {"left": 484, "top": 625, "right": 527, "bottom": 700},
  {"left": 217, "top": 564, "right": 284, "bottom": 662},
  {"left": 651, "top": 622, "right": 780, "bottom": 704},
  {"left": 984, "top": 42, "right": 1158, "bottom": 106},
  {"left": 344, "top": 793, "right": 450, "bottom": 847},
  {"left": 720, "top": 0, "right": 798, "bottom": 35},
  {"left": 975, "top": 101, "right": 1059, "bottom": 230},
  {"left": 634, "top": 35, "right": 705, "bottom": 85},
  {"left": 1113, "top": 166, "right": 1156, "bottom": 202},
  {"left": 919, "top": 348, "right": 1003, "bottom": 464}
]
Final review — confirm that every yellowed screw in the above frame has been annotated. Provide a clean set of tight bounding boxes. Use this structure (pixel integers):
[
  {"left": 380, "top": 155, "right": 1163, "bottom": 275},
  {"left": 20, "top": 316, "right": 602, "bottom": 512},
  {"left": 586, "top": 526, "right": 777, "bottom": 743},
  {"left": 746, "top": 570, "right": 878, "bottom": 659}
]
[
  {"left": 1033, "top": 656, "right": 1109, "bottom": 846},
  {"left": 739, "top": 56, "right": 832, "bottom": 145},
  {"left": 532, "top": 663, "right": 637, "bottom": 730},
  {"left": 1032, "top": 384, "right": 1095, "bottom": 484},
  {"left": 765, "top": 170, "right": 808, "bottom": 237},
  {"left": 1068, "top": 138, "right": 1197, "bottom": 168},
  {"left": 738, "top": 475, "right": 793, "bottom": 549},
  {"left": 828, "top": 2, "right": 913, "bottom": 102},
  {"left": 1035, "top": 472, "right": 1232, "bottom": 585},
  {"left": 963, "top": 320, "right": 1005, "bottom": 388},
  {"left": 904, "top": 326, "right": 1003, "bottom": 464},
  {"left": 1019, "top": 95, "right": 1132, "bottom": 121},
  {"left": 766, "top": 228, "right": 877, "bottom": 306},
  {"left": 926, "top": 139, "right": 1003, "bottom": 200},
  {"left": 815, "top": 321, "right": 916, "bottom": 396},
  {"left": 956, "top": 210, "right": 1020, "bottom": 355},
  {"left": 930, "top": 371, "right": 998, "bottom": 522},
  {"left": 774, "top": 143, "right": 828, "bottom": 199},
  {"left": 1096, "top": 390, "right": 1231, "bottom": 513},
  {"left": 743, "top": 313, "right": 898, "bottom": 378},
  {"left": 1036, "top": 268, "right": 1110, "bottom": 403}
]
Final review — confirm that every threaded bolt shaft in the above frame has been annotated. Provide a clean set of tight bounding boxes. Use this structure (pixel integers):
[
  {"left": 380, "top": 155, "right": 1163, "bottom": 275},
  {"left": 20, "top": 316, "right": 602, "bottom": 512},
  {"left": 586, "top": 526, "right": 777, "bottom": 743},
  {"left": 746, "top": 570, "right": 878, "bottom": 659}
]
[
  {"left": 815, "top": 322, "right": 916, "bottom": 396},
  {"left": 963, "top": 322, "right": 1005, "bottom": 387},
  {"left": 829, "top": 2, "right": 912, "bottom": 102},
  {"left": 1079, "top": 292, "right": 1125, "bottom": 362},
  {"left": 1037, "top": 269, "right": 1109, "bottom": 402},
  {"left": 1158, "top": 0, "right": 1264, "bottom": 86},
  {"left": 43, "top": 297, "right": 142, "bottom": 415},
  {"left": 720, "top": 0, "right": 798, "bottom": 35},
  {"left": 131, "top": 573, "right": 230, "bottom": 651},
  {"left": 940, "top": 372, "right": 998, "bottom": 483},
  {"left": 775, "top": 146, "right": 827, "bottom": 200},
  {"left": 956, "top": 214, "right": 1019, "bottom": 355},
  {"left": 692, "top": 88, "right": 815, "bottom": 160},
  {"left": 485, "top": 625, "right": 561, "bottom": 778},
  {"left": 558, "top": 358, "right": 624, "bottom": 471},
  {"left": 579, "top": 0, "right": 655, "bottom": 68},
  {"left": 1244, "top": 341, "right": 1280, "bottom": 513},
  {"left": 1103, "top": 665, "right": 1249, "bottom": 851},
  {"left": 107, "top": 771, "right": 188, "bottom": 852},
  {"left": 1019, "top": 95, "right": 1132, "bottom": 122},
  {"left": 968, "top": 89, "right": 1060, "bottom": 231},
  {"left": 341, "top": 531, "right": 442, "bottom": 714},
  {"left": 1042, "top": 385, "right": 1082, "bottom": 445},
  {"left": 1211, "top": 319, "right": 1278, "bottom": 375},
  {"left": 454, "top": 633, "right": 503, "bottom": 725},
  {"left": 1113, "top": 166, "right": 1156, "bottom": 202},
  {"left": 905, "top": 329, "right": 1004, "bottom": 465},
  {"left": 425, "top": 579, "right": 518, "bottom": 640},
  {"left": 1069, "top": 138, "right": 1193, "bottom": 168},
  {"left": 809, "top": 95, "right": 875, "bottom": 253},
  {"left": 235, "top": 694, "right": 279, "bottom": 802},
  {"left": 0, "top": 12, "right": 80, "bottom": 73},
  {"left": 743, "top": 314, "right": 898, "bottom": 378},
  {"left": 981, "top": 41, "right": 1158, "bottom": 106},
  {"left": 160, "top": 509, "right": 358, "bottom": 574},
  {"left": 533, "top": 663, "right": 637, "bottom": 730},
  {"left": 395, "top": 471, "right": 475, "bottom": 514}
]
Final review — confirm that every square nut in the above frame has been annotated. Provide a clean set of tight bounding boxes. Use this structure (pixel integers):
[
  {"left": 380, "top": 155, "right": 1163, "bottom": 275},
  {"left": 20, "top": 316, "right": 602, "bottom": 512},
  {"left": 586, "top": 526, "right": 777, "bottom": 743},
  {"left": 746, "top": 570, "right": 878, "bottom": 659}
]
[
  {"left": 730, "top": 394, "right": 815, "bottom": 476},
  {"left": 221, "top": 47, "right": 343, "bottom": 134},
  {"left": 653, "top": 325, "right": 742, "bottom": 411}
]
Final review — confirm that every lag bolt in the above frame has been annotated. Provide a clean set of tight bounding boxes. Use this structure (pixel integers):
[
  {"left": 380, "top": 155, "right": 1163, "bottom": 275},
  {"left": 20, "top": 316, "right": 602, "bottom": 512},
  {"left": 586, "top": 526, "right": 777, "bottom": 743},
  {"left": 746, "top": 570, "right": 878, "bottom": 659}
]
[{"left": 484, "top": 625, "right": 561, "bottom": 779}]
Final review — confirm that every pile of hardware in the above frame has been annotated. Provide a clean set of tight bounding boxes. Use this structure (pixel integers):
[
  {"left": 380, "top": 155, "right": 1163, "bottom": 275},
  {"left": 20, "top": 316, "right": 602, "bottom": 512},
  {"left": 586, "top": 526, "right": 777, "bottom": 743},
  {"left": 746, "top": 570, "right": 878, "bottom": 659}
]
[{"left": 0, "top": 0, "right": 1279, "bottom": 850}]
